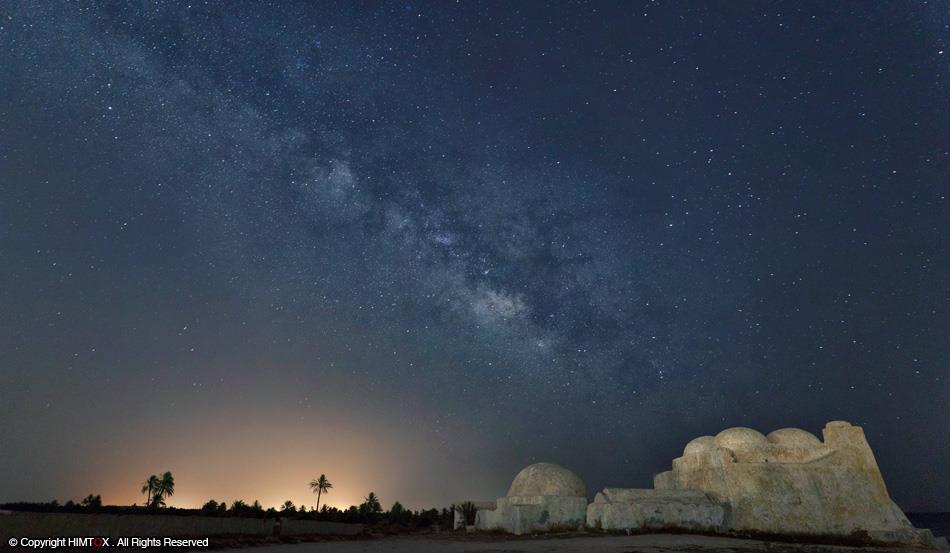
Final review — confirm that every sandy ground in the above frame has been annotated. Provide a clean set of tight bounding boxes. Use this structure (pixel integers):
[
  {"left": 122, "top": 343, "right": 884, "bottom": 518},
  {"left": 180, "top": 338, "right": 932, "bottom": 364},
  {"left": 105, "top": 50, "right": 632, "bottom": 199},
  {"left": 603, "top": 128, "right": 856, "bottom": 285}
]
[{"left": 229, "top": 533, "right": 949, "bottom": 553}]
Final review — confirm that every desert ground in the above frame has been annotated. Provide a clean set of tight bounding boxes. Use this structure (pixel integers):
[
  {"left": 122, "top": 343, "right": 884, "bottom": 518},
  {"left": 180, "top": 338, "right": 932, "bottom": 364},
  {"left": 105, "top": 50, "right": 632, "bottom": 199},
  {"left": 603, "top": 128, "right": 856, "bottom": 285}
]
[{"left": 231, "top": 533, "right": 950, "bottom": 553}]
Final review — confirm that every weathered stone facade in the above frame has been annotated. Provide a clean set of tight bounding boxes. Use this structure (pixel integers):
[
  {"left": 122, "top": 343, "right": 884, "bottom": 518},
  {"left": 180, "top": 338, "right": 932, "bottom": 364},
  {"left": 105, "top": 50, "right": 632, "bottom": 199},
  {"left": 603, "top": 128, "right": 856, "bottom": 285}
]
[
  {"left": 587, "top": 488, "right": 724, "bottom": 532},
  {"left": 596, "top": 421, "right": 944, "bottom": 547},
  {"left": 463, "top": 421, "right": 946, "bottom": 548},
  {"left": 472, "top": 463, "right": 587, "bottom": 535},
  {"left": 653, "top": 421, "right": 923, "bottom": 543}
]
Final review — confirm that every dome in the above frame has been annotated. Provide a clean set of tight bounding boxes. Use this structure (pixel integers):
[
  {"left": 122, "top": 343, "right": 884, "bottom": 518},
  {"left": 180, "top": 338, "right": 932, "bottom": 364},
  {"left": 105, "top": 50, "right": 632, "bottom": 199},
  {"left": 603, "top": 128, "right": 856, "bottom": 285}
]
[
  {"left": 767, "top": 428, "right": 822, "bottom": 449},
  {"left": 507, "top": 463, "right": 586, "bottom": 497},
  {"left": 683, "top": 435, "right": 715, "bottom": 456},
  {"left": 715, "top": 427, "right": 767, "bottom": 451}
]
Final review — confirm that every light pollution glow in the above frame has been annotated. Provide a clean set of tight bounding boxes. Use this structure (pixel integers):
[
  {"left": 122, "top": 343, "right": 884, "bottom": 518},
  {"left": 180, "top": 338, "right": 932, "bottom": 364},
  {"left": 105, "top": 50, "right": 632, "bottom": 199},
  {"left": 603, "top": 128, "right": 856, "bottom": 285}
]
[{"left": 32, "top": 377, "right": 508, "bottom": 511}]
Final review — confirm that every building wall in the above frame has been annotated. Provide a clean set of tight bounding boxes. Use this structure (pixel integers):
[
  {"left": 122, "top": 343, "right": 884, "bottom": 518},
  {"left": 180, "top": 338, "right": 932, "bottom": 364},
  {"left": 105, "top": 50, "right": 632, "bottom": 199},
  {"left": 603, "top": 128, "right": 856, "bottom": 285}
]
[
  {"left": 475, "top": 496, "right": 587, "bottom": 535},
  {"left": 654, "top": 421, "right": 921, "bottom": 543},
  {"left": 587, "top": 489, "right": 724, "bottom": 532}
]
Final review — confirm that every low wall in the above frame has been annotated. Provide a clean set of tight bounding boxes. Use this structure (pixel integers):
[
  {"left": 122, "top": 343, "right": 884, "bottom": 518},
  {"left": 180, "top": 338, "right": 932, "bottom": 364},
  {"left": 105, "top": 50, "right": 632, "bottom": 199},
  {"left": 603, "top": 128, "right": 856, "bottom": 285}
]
[
  {"left": 587, "top": 489, "right": 725, "bottom": 532},
  {"left": 477, "top": 496, "right": 587, "bottom": 535},
  {"left": 0, "top": 511, "right": 363, "bottom": 538}
]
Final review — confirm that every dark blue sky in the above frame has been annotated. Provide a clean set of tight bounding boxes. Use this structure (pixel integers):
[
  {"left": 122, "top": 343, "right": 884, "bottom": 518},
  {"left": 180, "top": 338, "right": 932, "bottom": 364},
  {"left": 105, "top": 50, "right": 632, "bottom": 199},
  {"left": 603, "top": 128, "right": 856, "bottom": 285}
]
[{"left": 1, "top": 1, "right": 948, "bottom": 511}]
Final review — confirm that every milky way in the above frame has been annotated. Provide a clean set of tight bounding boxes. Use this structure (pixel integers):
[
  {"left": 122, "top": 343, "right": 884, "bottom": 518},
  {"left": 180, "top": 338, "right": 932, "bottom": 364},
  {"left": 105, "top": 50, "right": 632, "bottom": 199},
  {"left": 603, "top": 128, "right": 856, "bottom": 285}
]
[{"left": 1, "top": 2, "right": 947, "bottom": 510}]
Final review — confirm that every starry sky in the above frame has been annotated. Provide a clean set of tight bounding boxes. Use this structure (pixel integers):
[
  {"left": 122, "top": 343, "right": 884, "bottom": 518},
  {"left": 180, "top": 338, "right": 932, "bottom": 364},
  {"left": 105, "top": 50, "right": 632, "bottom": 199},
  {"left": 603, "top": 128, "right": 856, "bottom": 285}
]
[{"left": 1, "top": 1, "right": 948, "bottom": 512}]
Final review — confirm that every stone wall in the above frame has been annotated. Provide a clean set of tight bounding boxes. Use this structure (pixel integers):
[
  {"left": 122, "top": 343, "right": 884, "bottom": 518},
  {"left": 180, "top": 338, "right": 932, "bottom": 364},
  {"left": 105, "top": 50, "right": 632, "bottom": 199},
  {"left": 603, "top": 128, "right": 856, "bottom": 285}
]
[
  {"left": 0, "top": 511, "right": 363, "bottom": 538},
  {"left": 454, "top": 423, "right": 946, "bottom": 547},
  {"left": 587, "top": 489, "right": 724, "bottom": 532},
  {"left": 470, "top": 462, "right": 589, "bottom": 535},
  {"left": 653, "top": 421, "right": 928, "bottom": 545},
  {"left": 476, "top": 496, "right": 587, "bottom": 535}
]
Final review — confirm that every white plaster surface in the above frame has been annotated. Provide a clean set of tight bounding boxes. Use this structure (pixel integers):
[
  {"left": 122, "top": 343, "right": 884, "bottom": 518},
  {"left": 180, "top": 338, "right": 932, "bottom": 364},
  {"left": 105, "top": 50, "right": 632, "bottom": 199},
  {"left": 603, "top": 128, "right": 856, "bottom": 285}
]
[
  {"left": 473, "top": 463, "right": 588, "bottom": 535},
  {"left": 587, "top": 488, "right": 724, "bottom": 532},
  {"left": 653, "top": 421, "right": 934, "bottom": 546}
]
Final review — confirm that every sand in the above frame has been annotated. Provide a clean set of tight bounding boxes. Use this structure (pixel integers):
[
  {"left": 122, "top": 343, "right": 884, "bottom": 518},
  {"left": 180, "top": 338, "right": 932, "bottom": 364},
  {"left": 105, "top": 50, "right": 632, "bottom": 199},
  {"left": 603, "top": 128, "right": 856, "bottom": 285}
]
[{"left": 230, "top": 533, "right": 949, "bottom": 552}]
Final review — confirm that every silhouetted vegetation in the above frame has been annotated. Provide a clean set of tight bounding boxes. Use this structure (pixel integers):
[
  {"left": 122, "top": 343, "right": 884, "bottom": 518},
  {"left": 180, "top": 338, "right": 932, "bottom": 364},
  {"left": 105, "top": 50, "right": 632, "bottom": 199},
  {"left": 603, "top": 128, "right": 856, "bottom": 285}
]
[
  {"left": 359, "top": 491, "right": 383, "bottom": 520},
  {"left": 155, "top": 471, "right": 175, "bottom": 506},
  {"left": 141, "top": 475, "right": 159, "bottom": 507},
  {"left": 309, "top": 474, "right": 332, "bottom": 511},
  {"left": 455, "top": 501, "right": 478, "bottom": 526},
  {"left": 200, "top": 499, "right": 228, "bottom": 514},
  {"left": 2, "top": 473, "right": 457, "bottom": 531},
  {"left": 0, "top": 498, "right": 456, "bottom": 529},
  {"left": 388, "top": 501, "right": 410, "bottom": 525},
  {"left": 140, "top": 471, "right": 174, "bottom": 508}
]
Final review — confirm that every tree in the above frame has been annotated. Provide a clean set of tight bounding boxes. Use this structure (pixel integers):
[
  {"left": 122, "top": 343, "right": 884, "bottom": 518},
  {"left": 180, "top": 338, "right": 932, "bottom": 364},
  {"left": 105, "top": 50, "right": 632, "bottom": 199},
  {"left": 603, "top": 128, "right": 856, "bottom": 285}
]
[
  {"left": 416, "top": 507, "right": 440, "bottom": 527},
  {"left": 389, "top": 501, "right": 410, "bottom": 525},
  {"left": 251, "top": 500, "right": 263, "bottom": 512},
  {"left": 454, "top": 501, "right": 478, "bottom": 527},
  {"left": 281, "top": 500, "right": 296, "bottom": 513},
  {"left": 153, "top": 472, "right": 175, "bottom": 507},
  {"left": 360, "top": 492, "right": 382, "bottom": 515},
  {"left": 81, "top": 494, "right": 102, "bottom": 509},
  {"left": 141, "top": 475, "right": 159, "bottom": 508},
  {"left": 201, "top": 499, "right": 219, "bottom": 513},
  {"left": 309, "top": 474, "right": 332, "bottom": 512}
]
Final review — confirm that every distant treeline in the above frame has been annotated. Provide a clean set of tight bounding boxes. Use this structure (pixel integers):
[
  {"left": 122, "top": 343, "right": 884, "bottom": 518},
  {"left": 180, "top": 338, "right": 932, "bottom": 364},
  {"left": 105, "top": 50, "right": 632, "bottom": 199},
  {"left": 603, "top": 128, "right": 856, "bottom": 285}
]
[{"left": 0, "top": 500, "right": 456, "bottom": 528}]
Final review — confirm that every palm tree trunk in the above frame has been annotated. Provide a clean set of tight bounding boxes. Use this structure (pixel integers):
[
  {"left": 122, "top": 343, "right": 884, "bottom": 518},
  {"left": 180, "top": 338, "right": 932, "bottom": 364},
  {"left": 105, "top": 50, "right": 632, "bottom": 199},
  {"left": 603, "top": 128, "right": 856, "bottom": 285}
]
[{"left": 316, "top": 489, "right": 322, "bottom": 512}]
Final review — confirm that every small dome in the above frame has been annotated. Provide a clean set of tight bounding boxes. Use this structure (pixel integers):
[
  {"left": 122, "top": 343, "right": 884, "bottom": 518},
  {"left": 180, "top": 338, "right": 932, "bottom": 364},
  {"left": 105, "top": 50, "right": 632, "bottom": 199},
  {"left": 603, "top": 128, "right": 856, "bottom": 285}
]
[
  {"left": 507, "top": 463, "right": 586, "bottom": 497},
  {"left": 683, "top": 436, "right": 715, "bottom": 456},
  {"left": 767, "top": 428, "right": 822, "bottom": 448},
  {"left": 715, "top": 427, "right": 767, "bottom": 451}
]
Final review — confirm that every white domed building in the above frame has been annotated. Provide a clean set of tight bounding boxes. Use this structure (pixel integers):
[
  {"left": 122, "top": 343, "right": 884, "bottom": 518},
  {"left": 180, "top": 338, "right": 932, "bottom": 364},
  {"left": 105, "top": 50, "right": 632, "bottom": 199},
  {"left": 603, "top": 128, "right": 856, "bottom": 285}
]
[
  {"left": 596, "top": 421, "right": 943, "bottom": 547},
  {"left": 468, "top": 463, "right": 588, "bottom": 535},
  {"left": 454, "top": 422, "right": 945, "bottom": 547},
  {"left": 506, "top": 462, "right": 587, "bottom": 497}
]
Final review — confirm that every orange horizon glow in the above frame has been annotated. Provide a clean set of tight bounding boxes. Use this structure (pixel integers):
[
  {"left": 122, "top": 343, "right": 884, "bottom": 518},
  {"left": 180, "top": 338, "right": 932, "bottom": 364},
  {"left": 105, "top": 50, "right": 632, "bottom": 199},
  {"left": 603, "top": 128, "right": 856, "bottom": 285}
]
[
  {"left": 33, "top": 396, "right": 504, "bottom": 513},
  {"left": 90, "top": 423, "right": 444, "bottom": 511}
]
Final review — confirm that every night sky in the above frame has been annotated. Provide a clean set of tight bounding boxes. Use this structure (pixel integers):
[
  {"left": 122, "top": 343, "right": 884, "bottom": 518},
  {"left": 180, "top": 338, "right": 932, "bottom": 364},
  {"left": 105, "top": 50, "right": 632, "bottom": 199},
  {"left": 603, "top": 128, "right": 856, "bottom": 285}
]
[{"left": 1, "top": 2, "right": 948, "bottom": 512}]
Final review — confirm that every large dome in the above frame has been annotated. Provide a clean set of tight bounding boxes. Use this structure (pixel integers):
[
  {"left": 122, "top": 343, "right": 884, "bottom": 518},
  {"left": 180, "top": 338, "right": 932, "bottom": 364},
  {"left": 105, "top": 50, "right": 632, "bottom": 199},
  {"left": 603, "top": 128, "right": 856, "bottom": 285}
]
[
  {"left": 715, "top": 427, "right": 767, "bottom": 451},
  {"left": 507, "top": 462, "right": 586, "bottom": 497},
  {"left": 683, "top": 435, "right": 716, "bottom": 456},
  {"left": 767, "top": 428, "right": 822, "bottom": 449}
]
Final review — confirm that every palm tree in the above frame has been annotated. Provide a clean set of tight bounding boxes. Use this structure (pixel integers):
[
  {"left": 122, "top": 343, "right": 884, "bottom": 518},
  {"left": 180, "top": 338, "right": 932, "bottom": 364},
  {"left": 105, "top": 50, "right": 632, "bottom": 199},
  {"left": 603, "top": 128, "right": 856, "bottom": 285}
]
[
  {"left": 141, "top": 475, "right": 159, "bottom": 508},
  {"left": 153, "top": 471, "right": 175, "bottom": 507},
  {"left": 363, "top": 492, "right": 381, "bottom": 514},
  {"left": 309, "top": 474, "right": 332, "bottom": 511},
  {"left": 455, "top": 501, "right": 478, "bottom": 527}
]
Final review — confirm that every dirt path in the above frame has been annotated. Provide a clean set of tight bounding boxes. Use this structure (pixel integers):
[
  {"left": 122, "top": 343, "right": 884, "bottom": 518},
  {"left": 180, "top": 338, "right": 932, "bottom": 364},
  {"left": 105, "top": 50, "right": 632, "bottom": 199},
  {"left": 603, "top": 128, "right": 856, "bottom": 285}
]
[{"left": 230, "top": 533, "right": 944, "bottom": 553}]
